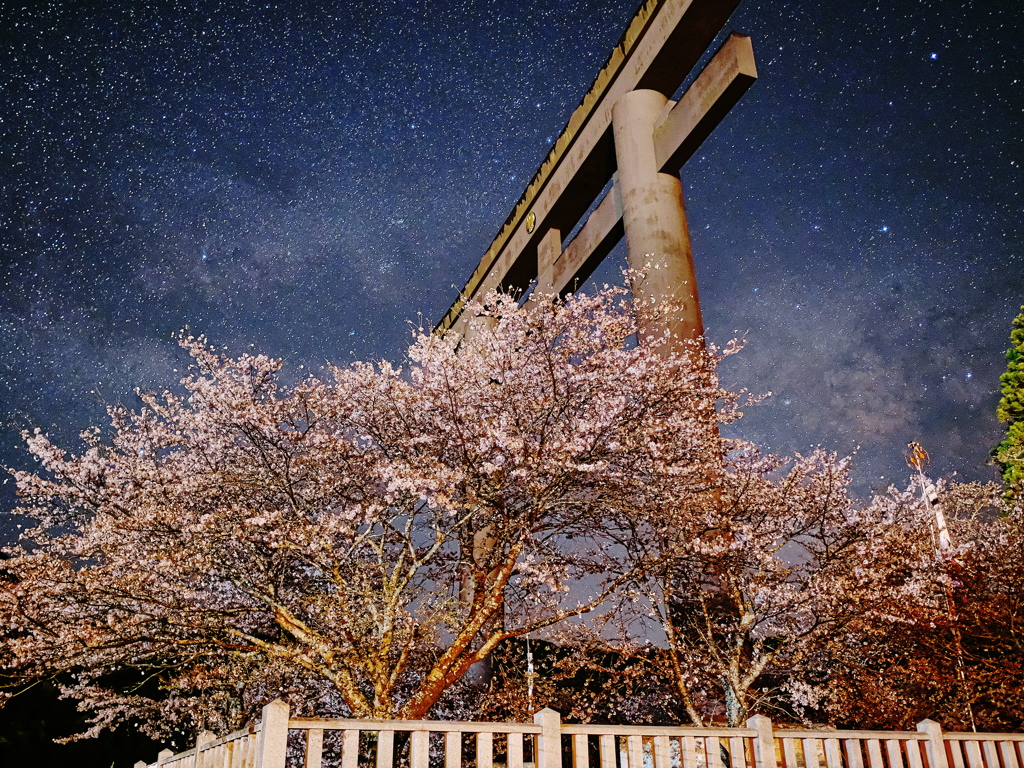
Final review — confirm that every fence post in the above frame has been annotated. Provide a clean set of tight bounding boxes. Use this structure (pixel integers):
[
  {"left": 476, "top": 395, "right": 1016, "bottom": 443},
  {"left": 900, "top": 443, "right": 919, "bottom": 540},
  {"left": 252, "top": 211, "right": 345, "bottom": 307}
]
[
  {"left": 158, "top": 748, "right": 174, "bottom": 766},
  {"left": 196, "top": 730, "right": 215, "bottom": 768},
  {"left": 256, "top": 699, "right": 290, "bottom": 768},
  {"left": 747, "top": 715, "right": 777, "bottom": 768},
  {"left": 135, "top": 762, "right": 148, "bottom": 768},
  {"left": 917, "top": 719, "right": 949, "bottom": 768},
  {"left": 534, "top": 707, "right": 562, "bottom": 768}
]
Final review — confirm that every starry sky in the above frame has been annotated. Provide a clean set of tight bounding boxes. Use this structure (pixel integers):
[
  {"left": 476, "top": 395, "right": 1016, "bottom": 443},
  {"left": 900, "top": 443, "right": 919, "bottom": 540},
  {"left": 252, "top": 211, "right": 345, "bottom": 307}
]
[{"left": 1, "top": 0, "right": 1021, "bottom": 539}]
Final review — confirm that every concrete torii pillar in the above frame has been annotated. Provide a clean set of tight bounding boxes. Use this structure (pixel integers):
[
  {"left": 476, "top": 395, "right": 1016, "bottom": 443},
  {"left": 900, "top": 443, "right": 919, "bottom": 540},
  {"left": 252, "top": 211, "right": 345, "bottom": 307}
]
[{"left": 612, "top": 89, "right": 705, "bottom": 354}]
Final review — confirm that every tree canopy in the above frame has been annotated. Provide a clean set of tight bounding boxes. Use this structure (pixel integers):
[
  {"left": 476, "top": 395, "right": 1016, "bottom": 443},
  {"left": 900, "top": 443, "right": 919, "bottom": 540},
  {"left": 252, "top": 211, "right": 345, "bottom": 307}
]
[
  {"left": 0, "top": 288, "right": 735, "bottom": 737},
  {"left": 994, "top": 305, "right": 1024, "bottom": 500},
  {"left": 3, "top": 287, "right": 1023, "bottom": 743},
  {"left": 635, "top": 450, "right": 943, "bottom": 726}
]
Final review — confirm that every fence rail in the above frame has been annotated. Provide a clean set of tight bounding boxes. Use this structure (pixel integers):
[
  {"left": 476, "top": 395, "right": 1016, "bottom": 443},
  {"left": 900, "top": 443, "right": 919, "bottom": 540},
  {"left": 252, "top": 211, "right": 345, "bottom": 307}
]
[{"left": 134, "top": 702, "right": 1024, "bottom": 768}]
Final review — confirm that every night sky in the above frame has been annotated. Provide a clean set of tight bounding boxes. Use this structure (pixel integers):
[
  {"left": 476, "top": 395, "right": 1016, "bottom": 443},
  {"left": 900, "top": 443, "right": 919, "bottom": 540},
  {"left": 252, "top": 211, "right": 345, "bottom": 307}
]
[{"left": 1, "top": 0, "right": 1021, "bottom": 540}]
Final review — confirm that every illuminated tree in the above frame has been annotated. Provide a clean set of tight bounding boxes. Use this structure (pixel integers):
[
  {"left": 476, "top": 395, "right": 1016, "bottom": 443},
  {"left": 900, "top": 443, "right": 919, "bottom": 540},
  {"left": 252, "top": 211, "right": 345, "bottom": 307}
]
[
  {"left": 994, "top": 305, "right": 1024, "bottom": 501},
  {"left": 633, "top": 450, "right": 943, "bottom": 726},
  {"left": 820, "top": 479, "right": 1024, "bottom": 731},
  {"left": 0, "top": 287, "right": 736, "bottom": 738}
]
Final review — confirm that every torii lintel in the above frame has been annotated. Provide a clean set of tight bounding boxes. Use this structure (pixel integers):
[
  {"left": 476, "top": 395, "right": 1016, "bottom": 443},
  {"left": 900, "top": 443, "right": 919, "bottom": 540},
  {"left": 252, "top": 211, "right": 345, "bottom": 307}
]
[{"left": 437, "top": 0, "right": 757, "bottom": 349}]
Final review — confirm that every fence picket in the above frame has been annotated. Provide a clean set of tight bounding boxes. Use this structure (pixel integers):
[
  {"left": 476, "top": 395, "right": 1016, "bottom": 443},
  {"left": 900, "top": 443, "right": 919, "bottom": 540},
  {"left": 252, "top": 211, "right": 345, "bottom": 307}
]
[
  {"left": 304, "top": 729, "right": 323, "bottom": 768},
  {"left": 964, "top": 742, "right": 985, "bottom": 768},
  {"left": 843, "top": 740, "right": 864, "bottom": 768},
  {"left": 628, "top": 734, "right": 644, "bottom": 768},
  {"left": 446, "top": 731, "right": 462, "bottom": 768},
  {"left": 906, "top": 741, "right": 925, "bottom": 768},
  {"left": 804, "top": 739, "right": 821, "bottom": 768},
  {"left": 248, "top": 731, "right": 259, "bottom": 768},
  {"left": 410, "top": 730, "right": 429, "bottom": 768},
  {"left": 825, "top": 739, "right": 842, "bottom": 768},
  {"left": 342, "top": 730, "right": 360, "bottom": 768},
  {"left": 983, "top": 743, "right": 1000, "bottom": 768},
  {"left": 1000, "top": 742, "right": 1020, "bottom": 768},
  {"left": 576, "top": 734, "right": 591, "bottom": 768},
  {"left": 683, "top": 736, "right": 699, "bottom": 768},
  {"left": 478, "top": 731, "right": 494, "bottom": 768},
  {"left": 867, "top": 739, "right": 885, "bottom": 768},
  {"left": 600, "top": 734, "right": 617, "bottom": 768},
  {"left": 887, "top": 740, "right": 906, "bottom": 768},
  {"left": 377, "top": 730, "right": 394, "bottom": 768},
  {"left": 729, "top": 736, "right": 746, "bottom": 768},
  {"left": 707, "top": 736, "right": 723, "bottom": 768},
  {"left": 781, "top": 739, "right": 799, "bottom": 768}
]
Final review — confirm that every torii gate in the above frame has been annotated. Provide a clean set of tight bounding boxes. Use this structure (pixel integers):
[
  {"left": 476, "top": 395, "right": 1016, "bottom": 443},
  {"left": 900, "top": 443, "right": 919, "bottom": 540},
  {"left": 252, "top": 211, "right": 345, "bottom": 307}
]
[{"left": 437, "top": 0, "right": 757, "bottom": 352}]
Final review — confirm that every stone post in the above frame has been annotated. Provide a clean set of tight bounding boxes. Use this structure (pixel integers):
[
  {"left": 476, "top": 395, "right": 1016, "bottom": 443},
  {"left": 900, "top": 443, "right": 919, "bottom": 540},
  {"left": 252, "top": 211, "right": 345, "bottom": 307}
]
[
  {"left": 746, "top": 714, "right": 777, "bottom": 768},
  {"left": 917, "top": 719, "right": 949, "bottom": 768},
  {"left": 196, "top": 729, "right": 215, "bottom": 768},
  {"left": 612, "top": 88, "right": 704, "bottom": 355},
  {"left": 534, "top": 707, "right": 562, "bottom": 768},
  {"left": 256, "top": 699, "right": 290, "bottom": 768}
]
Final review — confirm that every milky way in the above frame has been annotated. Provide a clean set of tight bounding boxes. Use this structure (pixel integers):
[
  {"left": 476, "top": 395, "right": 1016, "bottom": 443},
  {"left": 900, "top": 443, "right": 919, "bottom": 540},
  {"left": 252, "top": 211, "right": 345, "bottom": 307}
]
[{"left": 1, "top": 0, "right": 1021, "bottom": 538}]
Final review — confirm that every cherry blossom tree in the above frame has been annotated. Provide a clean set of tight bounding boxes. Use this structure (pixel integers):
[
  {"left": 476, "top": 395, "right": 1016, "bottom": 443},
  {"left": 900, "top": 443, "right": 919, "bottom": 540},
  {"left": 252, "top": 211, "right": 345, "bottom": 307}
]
[
  {"left": 0, "top": 287, "right": 737, "bottom": 738},
  {"left": 821, "top": 479, "right": 1024, "bottom": 731},
  {"left": 471, "top": 450, "right": 965, "bottom": 729},
  {"left": 632, "top": 449, "right": 946, "bottom": 726}
]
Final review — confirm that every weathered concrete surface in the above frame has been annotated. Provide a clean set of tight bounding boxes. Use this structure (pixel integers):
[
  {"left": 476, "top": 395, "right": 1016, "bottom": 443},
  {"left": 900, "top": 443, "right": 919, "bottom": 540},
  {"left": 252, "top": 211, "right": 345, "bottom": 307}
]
[
  {"left": 613, "top": 88, "right": 703, "bottom": 351},
  {"left": 438, "top": 0, "right": 744, "bottom": 336},
  {"left": 442, "top": 23, "right": 755, "bottom": 340}
]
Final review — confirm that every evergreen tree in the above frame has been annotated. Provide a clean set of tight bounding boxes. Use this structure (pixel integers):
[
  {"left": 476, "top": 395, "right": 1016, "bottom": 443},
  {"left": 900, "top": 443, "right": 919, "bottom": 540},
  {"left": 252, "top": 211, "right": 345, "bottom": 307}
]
[{"left": 994, "top": 305, "right": 1024, "bottom": 501}]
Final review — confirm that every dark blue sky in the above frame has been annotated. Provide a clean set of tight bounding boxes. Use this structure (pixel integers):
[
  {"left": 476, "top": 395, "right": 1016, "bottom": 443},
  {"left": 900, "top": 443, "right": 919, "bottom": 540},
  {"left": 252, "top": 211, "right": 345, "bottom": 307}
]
[{"left": 1, "top": 0, "right": 1021, "bottom": 536}]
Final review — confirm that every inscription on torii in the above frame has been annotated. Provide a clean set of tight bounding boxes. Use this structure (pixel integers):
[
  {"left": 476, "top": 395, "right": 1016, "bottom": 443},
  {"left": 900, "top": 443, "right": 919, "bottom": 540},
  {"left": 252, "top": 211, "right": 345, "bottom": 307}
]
[{"left": 438, "top": 0, "right": 757, "bottom": 352}]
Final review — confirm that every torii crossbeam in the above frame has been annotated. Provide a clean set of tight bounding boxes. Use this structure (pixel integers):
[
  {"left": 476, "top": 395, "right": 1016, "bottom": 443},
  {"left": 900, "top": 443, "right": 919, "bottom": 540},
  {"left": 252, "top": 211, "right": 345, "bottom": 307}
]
[{"left": 438, "top": 0, "right": 757, "bottom": 352}]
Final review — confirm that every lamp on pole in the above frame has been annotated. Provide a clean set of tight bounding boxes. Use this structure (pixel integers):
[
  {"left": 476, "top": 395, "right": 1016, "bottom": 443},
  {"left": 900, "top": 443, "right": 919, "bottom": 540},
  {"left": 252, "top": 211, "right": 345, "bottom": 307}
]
[{"left": 904, "top": 441, "right": 975, "bottom": 731}]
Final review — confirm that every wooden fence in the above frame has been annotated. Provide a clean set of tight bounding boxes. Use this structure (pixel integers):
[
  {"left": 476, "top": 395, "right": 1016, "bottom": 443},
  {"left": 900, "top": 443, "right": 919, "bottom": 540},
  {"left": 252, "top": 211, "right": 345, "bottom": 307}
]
[{"left": 134, "top": 701, "right": 1024, "bottom": 768}]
